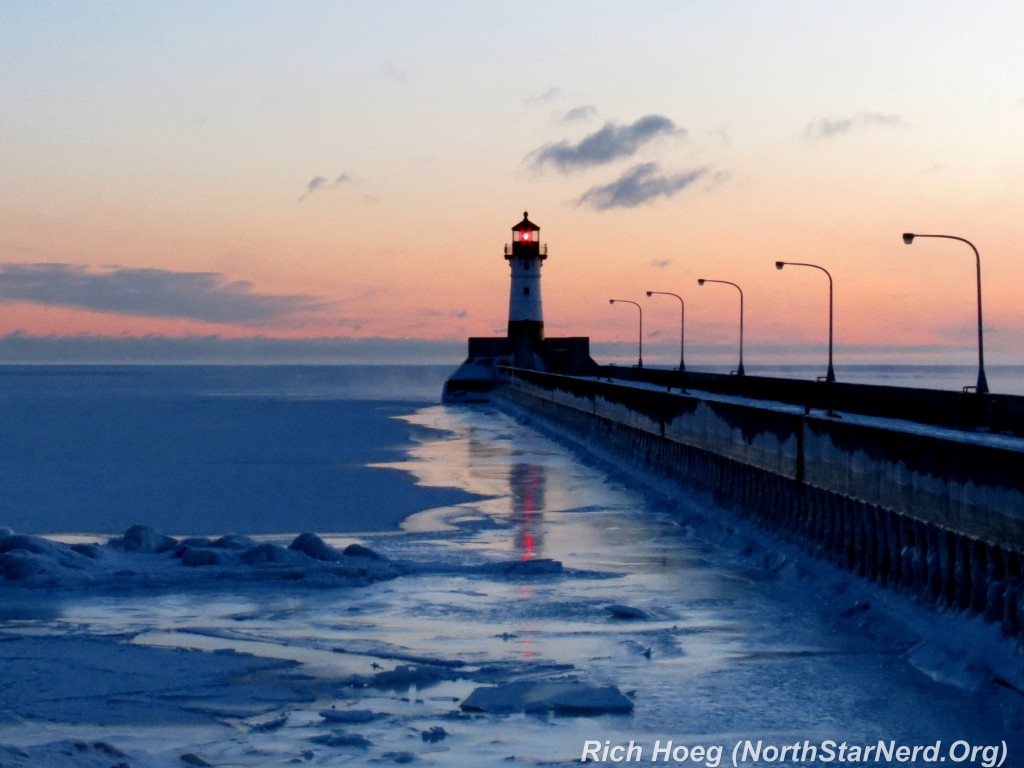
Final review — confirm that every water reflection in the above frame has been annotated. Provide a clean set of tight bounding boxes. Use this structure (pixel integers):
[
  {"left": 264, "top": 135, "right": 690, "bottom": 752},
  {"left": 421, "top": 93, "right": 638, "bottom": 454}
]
[{"left": 509, "top": 462, "right": 546, "bottom": 560}]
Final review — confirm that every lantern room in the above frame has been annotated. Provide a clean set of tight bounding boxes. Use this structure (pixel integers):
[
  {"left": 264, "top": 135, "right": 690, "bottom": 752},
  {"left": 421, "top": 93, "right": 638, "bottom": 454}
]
[{"left": 506, "top": 212, "right": 547, "bottom": 261}]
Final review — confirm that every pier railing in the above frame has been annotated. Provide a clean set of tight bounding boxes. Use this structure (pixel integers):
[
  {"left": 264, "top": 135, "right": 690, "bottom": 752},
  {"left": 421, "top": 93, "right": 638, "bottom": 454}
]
[{"left": 593, "top": 365, "right": 1024, "bottom": 437}]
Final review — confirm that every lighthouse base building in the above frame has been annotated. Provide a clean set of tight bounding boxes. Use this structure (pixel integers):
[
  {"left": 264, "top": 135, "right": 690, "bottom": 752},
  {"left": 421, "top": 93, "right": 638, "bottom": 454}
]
[{"left": 443, "top": 212, "right": 597, "bottom": 402}]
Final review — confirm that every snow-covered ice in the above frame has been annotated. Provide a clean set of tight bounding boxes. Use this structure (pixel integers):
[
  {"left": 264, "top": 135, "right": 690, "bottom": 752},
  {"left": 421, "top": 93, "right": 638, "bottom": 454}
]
[{"left": 1, "top": 366, "right": 1023, "bottom": 766}]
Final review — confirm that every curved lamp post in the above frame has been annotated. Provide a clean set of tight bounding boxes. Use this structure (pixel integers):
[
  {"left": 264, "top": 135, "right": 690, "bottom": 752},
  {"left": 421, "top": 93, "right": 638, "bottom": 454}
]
[
  {"left": 775, "top": 261, "right": 835, "bottom": 383},
  {"left": 697, "top": 278, "right": 744, "bottom": 375},
  {"left": 609, "top": 299, "right": 643, "bottom": 368},
  {"left": 902, "top": 233, "right": 988, "bottom": 394},
  {"left": 645, "top": 290, "right": 685, "bottom": 371}
]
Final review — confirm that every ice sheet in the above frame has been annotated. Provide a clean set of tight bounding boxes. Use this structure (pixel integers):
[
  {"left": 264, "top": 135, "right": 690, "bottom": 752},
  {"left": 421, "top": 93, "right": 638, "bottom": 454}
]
[{"left": 2, "top": 402, "right": 1022, "bottom": 767}]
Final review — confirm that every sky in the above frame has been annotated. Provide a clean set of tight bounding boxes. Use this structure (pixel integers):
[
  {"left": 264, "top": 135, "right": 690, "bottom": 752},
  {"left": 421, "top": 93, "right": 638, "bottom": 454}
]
[{"left": 1, "top": 1, "right": 1022, "bottom": 366}]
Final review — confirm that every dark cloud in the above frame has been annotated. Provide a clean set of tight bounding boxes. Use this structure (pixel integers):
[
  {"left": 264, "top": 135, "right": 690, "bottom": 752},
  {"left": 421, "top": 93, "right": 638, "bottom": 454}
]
[
  {"left": 576, "top": 163, "right": 707, "bottom": 210},
  {"left": 298, "top": 172, "right": 352, "bottom": 202},
  {"left": 563, "top": 105, "right": 598, "bottom": 122},
  {"left": 528, "top": 115, "right": 683, "bottom": 171},
  {"left": 805, "top": 112, "right": 905, "bottom": 139},
  {"left": 0, "top": 263, "right": 327, "bottom": 325}
]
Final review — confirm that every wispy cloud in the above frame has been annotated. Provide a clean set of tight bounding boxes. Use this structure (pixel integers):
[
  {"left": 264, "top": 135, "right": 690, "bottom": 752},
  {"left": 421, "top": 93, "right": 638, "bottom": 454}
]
[
  {"left": 528, "top": 115, "right": 683, "bottom": 172},
  {"left": 650, "top": 258, "right": 672, "bottom": 268},
  {"left": 576, "top": 163, "right": 707, "bottom": 210},
  {"left": 0, "top": 263, "right": 328, "bottom": 326},
  {"left": 805, "top": 112, "right": 905, "bottom": 139},
  {"left": 298, "top": 173, "right": 352, "bottom": 202},
  {"left": 525, "top": 87, "right": 561, "bottom": 106},
  {"left": 563, "top": 105, "right": 598, "bottom": 122},
  {"left": 418, "top": 307, "right": 468, "bottom": 319},
  {"left": 379, "top": 62, "right": 409, "bottom": 83}
]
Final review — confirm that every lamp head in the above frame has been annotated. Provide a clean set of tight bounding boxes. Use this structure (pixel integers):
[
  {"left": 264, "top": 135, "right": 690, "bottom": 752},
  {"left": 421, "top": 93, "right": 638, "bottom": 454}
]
[
  {"left": 902, "top": 233, "right": 916, "bottom": 245},
  {"left": 697, "top": 279, "right": 706, "bottom": 286},
  {"left": 645, "top": 291, "right": 653, "bottom": 297},
  {"left": 608, "top": 299, "right": 615, "bottom": 305},
  {"left": 775, "top": 261, "right": 785, "bottom": 270}
]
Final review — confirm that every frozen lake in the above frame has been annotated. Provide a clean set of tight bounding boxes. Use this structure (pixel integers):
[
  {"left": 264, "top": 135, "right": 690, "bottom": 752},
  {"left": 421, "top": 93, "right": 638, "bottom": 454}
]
[{"left": 1, "top": 366, "right": 1021, "bottom": 767}]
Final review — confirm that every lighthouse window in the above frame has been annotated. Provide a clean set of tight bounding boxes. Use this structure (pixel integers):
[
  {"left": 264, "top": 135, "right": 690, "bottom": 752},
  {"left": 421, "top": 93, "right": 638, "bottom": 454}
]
[{"left": 523, "top": 287, "right": 530, "bottom": 296}]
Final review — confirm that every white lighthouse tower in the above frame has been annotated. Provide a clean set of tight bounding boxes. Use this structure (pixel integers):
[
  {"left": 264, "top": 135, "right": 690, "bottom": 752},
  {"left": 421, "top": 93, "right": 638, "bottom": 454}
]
[
  {"left": 442, "top": 210, "right": 595, "bottom": 401},
  {"left": 505, "top": 211, "right": 546, "bottom": 344}
]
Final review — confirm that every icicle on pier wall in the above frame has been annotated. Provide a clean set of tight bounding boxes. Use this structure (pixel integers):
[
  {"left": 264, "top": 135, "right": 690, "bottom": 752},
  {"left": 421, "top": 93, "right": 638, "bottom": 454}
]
[{"left": 491, "top": 367, "right": 1024, "bottom": 640}]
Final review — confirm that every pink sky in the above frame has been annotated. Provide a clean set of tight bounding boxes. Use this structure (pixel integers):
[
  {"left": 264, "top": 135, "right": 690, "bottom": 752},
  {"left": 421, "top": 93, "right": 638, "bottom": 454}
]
[{"left": 2, "top": 3, "right": 1022, "bottom": 366}]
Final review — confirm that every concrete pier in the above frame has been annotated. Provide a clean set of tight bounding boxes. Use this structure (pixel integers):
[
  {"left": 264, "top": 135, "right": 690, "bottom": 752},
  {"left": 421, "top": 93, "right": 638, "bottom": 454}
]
[{"left": 491, "top": 367, "right": 1024, "bottom": 640}]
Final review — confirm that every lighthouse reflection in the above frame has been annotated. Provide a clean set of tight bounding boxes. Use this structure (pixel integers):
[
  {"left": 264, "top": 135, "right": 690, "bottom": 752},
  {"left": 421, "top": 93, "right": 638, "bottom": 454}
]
[
  {"left": 463, "top": 426, "right": 548, "bottom": 561},
  {"left": 509, "top": 462, "right": 546, "bottom": 560}
]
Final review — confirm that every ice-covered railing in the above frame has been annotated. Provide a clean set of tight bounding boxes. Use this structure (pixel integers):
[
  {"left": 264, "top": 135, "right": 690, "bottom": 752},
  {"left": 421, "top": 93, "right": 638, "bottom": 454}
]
[{"left": 501, "top": 364, "right": 1024, "bottom": 436}]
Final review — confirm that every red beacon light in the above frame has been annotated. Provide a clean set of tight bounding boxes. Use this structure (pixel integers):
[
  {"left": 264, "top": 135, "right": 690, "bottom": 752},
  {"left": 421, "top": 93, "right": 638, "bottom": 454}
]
[
  {"left": 506, "top": 211, "right": 546, "bottom": 261},
  {"left": 510, "top": 211, "right": 541, "bottom": 248}
]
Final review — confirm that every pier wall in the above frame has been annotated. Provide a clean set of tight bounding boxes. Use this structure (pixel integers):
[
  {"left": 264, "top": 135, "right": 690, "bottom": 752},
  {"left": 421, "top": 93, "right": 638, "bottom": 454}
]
[{"left": 494, "top": 368, "right": 1024, "bottom": 638}]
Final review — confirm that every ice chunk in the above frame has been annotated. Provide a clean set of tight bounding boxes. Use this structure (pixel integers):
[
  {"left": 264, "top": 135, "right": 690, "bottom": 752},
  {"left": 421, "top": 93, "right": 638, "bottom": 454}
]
[
  {"left": 180, "top": 548, "right": 229, "bottom": 567},
  {"left": 0, "top": 550, "right": 47, "bottom": 580},
  {"left": 70, "top": 542, "right": 105, "bottom": 559},
  {"left": 476, "top": 558, "right": 564, "bottom": 576},
  {"left": 342, "top": 664, "right": 457, "bottom": 691},
  {"left": 421, "top": 725, "right": 447, "bottom": 742},
  {"left": 239, "top": 543, "right": 303, "bottom": 565},
  {"left": 309, "top": 732, "right": 372, "bottom": 748},
  {"left": 320, "top": 708, "right": 376, "bottom": 724},
  {"left": 0, "top": 533, "right": 68, "bottom": 558},
  {"left": 289, "top": 532, "right": 344, "bottom": 562},
  {"left": 343, "top": 542, "right": 385, "bottom": 560},
  {"left": 606, "top": 604, "right": 649, "bottom": 620},
  {"left": 0, "top": 534, "right": 93, "bottom": 579},
  {"left": 213, "top": 533, "right": 259, "bottom": 550},
  {"left": 0, "top": 740, "right": 143, "bottom": 767},
  {"left": 112, "top": 525, "right": 178, "bottom": 553},
  {"left": 460, "top": 681, "right": 634, "bottom": 714},
  {"left": 175, "top": 537, "right": 214, "bottom": 554}
]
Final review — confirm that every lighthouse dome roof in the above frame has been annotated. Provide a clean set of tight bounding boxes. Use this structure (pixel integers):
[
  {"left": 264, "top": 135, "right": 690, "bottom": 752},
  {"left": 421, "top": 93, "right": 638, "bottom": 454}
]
[{"left": 511, "top": 211, "right": 539, "bottom": 232}]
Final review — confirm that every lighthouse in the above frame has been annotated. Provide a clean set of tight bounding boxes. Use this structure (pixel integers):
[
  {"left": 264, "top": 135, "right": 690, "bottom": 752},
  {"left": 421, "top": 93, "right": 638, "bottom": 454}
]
[
  {"left": 505, "top": 212, "right": 546, "bottom": 344},
  {"left": 441, "top": 210, "right": 596, "bottom": 402}
]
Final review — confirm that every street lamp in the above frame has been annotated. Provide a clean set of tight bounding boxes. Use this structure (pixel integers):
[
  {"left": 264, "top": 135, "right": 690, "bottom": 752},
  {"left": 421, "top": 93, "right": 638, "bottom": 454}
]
[
  {"left": 902, "top": 233, "right": 988, "bottom": 394},
  {"left": 645, "top": 290, "right": 685, "bottom": 371},
  {"left": 697, "top": 278, "right": 745, "bottom": 375},
  {"left": 775, "top": 261, "right": 835, "bottom": 383},
  {"left": 609, "top": 299, "right": 643, "bottom": 368}
]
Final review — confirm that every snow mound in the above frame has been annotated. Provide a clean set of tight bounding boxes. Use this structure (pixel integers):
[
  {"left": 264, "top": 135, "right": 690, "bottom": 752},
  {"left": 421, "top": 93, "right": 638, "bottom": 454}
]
[
  {"left": 112, "top": 524, "right": 178, "bottom": 553},
  {"left": 460, "top": 681, "right": 634, "bottom": 715},
  {"left": 0, "top": 526, "right": 397, "bottom": 587},
  {"left": 290, "top": 531, "right": 347, "bottom": 561}
]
